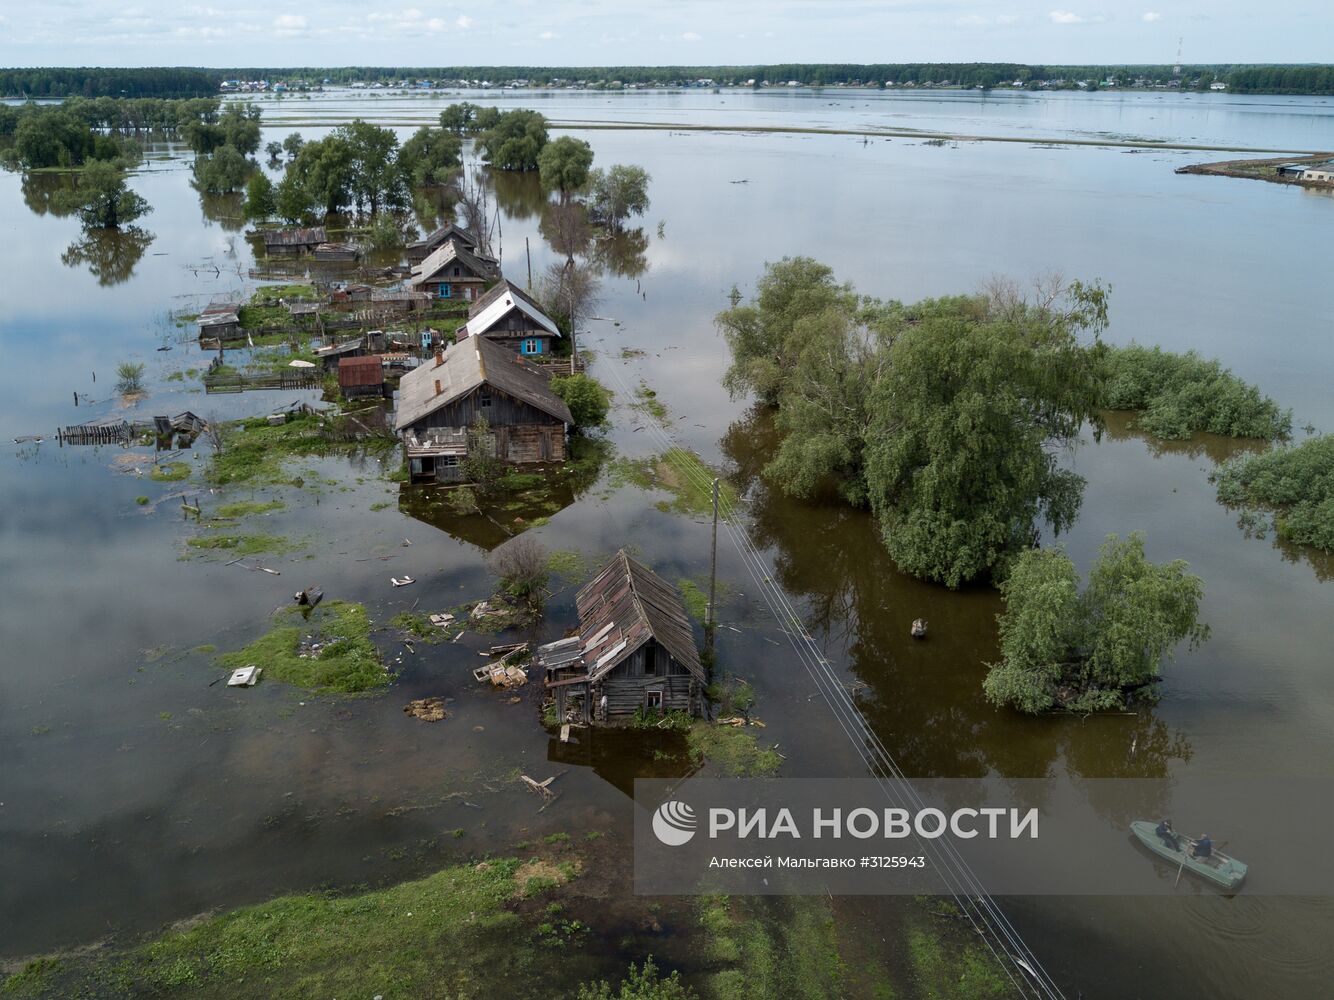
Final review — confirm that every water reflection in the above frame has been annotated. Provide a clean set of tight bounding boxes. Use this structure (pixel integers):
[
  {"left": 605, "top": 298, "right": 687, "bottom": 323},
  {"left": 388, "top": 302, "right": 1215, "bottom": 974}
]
[
  {"left": 719, "top": 406, "right": 1192, "bottom": 782},
  {"left": 490, "top": 168, "right": 546, "bottom": 221},
  {"left": 60, "top": 227, "right": 154, "bottom": 286},
  {"left": 1101, "top": 410, "right": 1268, "bottom": 465},
  {"left": 589, "top": 227, "right": 650, "bottom": 280},
  {"left": 197, "top": 189, "right": 246, "bottom": 232},
  {"left": 546, "top": 728, "right": 697, "bottom": 798},
  {"left": 21, "top": 171, "right": 80, "bottom": 218}
]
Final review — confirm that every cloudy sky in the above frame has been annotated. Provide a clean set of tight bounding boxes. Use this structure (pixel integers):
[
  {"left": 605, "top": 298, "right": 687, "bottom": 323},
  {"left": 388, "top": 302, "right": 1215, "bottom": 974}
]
[{"left": 0, "top": 1, "right": 1325, "bottom": 67}]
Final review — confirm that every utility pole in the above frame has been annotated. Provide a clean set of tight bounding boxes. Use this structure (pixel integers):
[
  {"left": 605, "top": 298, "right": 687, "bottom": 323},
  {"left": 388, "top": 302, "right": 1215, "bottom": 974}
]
[
  {"left": 525, "top": 237, "right": 532, "bottom": 290},
  {"left": 705, "top": 478, "right": 719, "bottom": 663}
]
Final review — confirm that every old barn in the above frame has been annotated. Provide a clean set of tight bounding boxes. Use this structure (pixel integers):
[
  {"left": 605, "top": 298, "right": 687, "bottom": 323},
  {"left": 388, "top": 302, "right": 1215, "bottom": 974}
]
[
  {"left": 260, "top": 227, "right": 327, "bottom": 257},
  {"left": 394, "top": 336, "right": 571, "bottom": 483},
  {"left": 458, "top": 280, "right": 562, "bottom": 358},
  {"left": 537, "top": 551, "right": 706, "bottom": 725}
]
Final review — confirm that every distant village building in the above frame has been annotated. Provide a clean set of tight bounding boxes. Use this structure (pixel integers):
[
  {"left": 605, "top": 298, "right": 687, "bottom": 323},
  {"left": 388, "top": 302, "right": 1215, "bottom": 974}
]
[
  {"left": 1302, "top": 160, "right": 1334, "bottom": 183},
  {"left": 457, "top": 280, "right": 562, "bottom": 358},
  {"left": 405, "top": 223, "right": 483, "bottom": 266},
  {"left": 338, "top": 355, "right": 386, "bottom": 399},
  {"left": 394, "top": 336, "right": 572, "bottom": 483},
  {"left": 260, "top": 227, "right": 328, "bottom": 257},
  {"left": 536, "top": 550, "right": 706, "bottom": 725},
  {"left": 410, "top": 237, "right": 501, "bottom": 303},
  {"left": 313, "top": 242, "right": 359, "bottom": 262}
]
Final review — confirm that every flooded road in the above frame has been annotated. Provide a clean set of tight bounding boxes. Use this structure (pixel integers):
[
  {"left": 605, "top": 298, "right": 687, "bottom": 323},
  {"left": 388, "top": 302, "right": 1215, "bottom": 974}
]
[{"left": 2, "top": 88, "right": 1333, "bottom": 997}]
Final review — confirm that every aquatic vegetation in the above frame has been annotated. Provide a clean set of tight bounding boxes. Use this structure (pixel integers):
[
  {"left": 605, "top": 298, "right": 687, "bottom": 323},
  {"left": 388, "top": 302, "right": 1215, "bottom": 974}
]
[
  {"left": 610, "top": 449, "right": 737, "bottom": 517},
  {"left": 686, "top": 722, "right": 781, "bottom": 777},
  {"left": 149, "top": 461, "right": 191, "bottom": 482},
  {"left": 695, "top": 896, "right": 841, "bottom": 999},
  {"left": 218, "top": 601, "right": 385, "bottom": 692},
  {"left": 1212, "top": 434, "right": 1334, "bottom": 551},
  {"left": 185, "top": 532, "right": 302, "bottom": 556},
  {"left": 212, "top": 499, "right": 286, "bottom": 519},
  {"left": 1103, "top": 344, "right": 1291, "bottom": 440},
  {"left": 206, "top": 413, "right": 395, "bottom": 487}
]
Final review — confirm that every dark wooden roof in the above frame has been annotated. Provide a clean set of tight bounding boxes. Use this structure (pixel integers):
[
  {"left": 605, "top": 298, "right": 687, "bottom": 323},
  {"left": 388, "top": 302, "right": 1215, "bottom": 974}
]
[
  {"left": 262, "top": 226, "right": 327, "bottom": 247},
  {"left": 411, "top": 237, "right": 501, "bottom": 286},
  {"left": 574, "top": 550, "right": 704, "bottom": 684},
  {"left": 407, "top": 222, "right": 480, "bottom": 255},
  {"left": 394, "top": 335, "right": 573, "bottom": 431}
]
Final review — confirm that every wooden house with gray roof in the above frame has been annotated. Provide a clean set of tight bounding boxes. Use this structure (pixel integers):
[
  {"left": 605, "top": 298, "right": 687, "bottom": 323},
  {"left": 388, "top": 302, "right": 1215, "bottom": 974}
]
[
  {"left": 406, "top": 222, "right": 483, "bottom": 266},
  {"left": 536, "top": 551, "right": 706, "bottom": 725},
  {"left": 409, "top": 236, "right": 501, "bottom": 304},
  {"left": 394, "top": 336, "right": 572, "bottom": 483},
  {"left": 458, "top": 279, "right": 562, "bottom": 358}
]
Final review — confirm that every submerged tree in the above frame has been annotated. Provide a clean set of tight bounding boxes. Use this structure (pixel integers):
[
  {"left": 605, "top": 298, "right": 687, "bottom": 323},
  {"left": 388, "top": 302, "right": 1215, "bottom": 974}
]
[
  {"left": 587, "top": 164, "right": 651, "bottom": 233},
  {"left": 478, "top": 109, "right": 548, "bottom": 171},
  {"left": 538, "top": 136, "right": 594, "bottom": 201},
  {"left": 243, "top": 171, "right": 276, "bottom": 221},
  {"left": 68, "top": 160, "right": 151, "bottom": 229},
  {"left": 983, "top": 533, "right": 1209, "bottom": 713},
  {"left": 398, "top": 125, "right": 462, "bottom": 188}
]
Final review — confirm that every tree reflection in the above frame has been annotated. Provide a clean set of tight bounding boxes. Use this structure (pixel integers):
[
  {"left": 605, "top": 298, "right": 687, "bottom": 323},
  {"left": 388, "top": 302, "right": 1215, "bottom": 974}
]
[
  {"left": 490, "top": 168, "right": 546, "bottom": 221},
  {"left": 21, "top": 172, "right": 81, "bottom": 218},
  {"left": 719, "top": 405, "right": 1192, "bottom": 782},
  {"left": 539, "top": 199, "right": 592, "bottom": 261},
  {"left": 197, "top": 190, "right": 245, "bottom": 232},
  {"left": 61, "top": 227, "right": 154, "bottom": 286},
  {"left": 588, "top": 226, "right": 650, "bottom": 279}
]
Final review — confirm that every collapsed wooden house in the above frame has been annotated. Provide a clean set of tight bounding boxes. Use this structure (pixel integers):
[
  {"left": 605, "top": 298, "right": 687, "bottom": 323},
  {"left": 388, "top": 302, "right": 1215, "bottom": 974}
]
[
  {"left": 196, "top": 299, "right": 241, "bottom": 341},
  {"left": 260, "top": 226, "right": 327, "bottom": 257},
  {"left": 394, "top": 336, "right": 572, "bottom": 484},
  {"left": 457, "top": 280, "right": 562, "bottom": 358},
  {"left": 313, "top": 241, "right": 359, "bottom": 262},
  {"left": 536, "top": 550, "right": 706, "bottom": 725},
  {"left": 410, "top": 237, "right": 501, "bottom": 304}
]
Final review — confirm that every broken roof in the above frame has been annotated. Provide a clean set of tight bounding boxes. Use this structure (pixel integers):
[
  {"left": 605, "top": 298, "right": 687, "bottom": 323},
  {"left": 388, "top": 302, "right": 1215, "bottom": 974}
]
[
  {"left": 261, "top": 226, "right": 327, "bottom": 246},
  {"left": 462, "top": 280, "right": 561, "bottom": 339},
  {"left": 572, "top": 550, "right": 705, "bottom": 684},
  {"left": 410, "top": 237, "right": 501, "bottom": 287},
  {"left": 393, "top": 335, "right": 573, "bottom": 432}
]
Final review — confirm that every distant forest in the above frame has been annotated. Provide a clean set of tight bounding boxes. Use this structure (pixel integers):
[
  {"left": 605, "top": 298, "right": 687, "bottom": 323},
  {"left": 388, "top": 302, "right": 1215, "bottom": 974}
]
[{"left": 3, "top": 63, "right": 1334, "bottom": 97}]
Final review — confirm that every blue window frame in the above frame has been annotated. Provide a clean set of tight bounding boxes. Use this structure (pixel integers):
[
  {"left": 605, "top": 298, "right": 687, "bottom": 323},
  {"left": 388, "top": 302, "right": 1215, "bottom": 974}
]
[
  {"left": 438, "top": 284, "right": 451, "bottom": 299},
  {"left": 521, "top": 338, "right": 542, "bottom": 355}
]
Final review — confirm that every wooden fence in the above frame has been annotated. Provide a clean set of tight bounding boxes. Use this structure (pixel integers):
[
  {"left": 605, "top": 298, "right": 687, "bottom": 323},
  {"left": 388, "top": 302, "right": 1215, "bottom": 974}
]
[{"left": 204, "top": 370, "right": 322, "bottom": 394}]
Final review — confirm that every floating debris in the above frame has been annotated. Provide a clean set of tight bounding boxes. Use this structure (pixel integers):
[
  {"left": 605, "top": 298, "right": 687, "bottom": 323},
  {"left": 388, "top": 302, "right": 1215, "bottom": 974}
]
[
  {"left": 227, "top": 666, "right": 262, "bottom": 687},
  {"left": 403, "top": 697, "right": 448, "bottom": 722},
  {"left": 391, "top": 576, "right": 415, "bottom": 587}
]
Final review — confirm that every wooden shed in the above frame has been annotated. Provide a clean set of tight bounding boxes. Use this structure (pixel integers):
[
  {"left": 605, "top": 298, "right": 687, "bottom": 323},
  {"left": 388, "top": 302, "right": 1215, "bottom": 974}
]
[
  {"left": 536, "top": 550, "right": 705, "bottom": 725},
  {"left": 458, "top": 280, "right": 562, "bottom": 358},
  {"left": 261, "top": 227, "right": 327, "bottom": 257},
  {"left": 394, "top": 336, "right": 571, "bottom": 484},
  {"left": 338, "top": 355, "right": 385, "bottom": 398}
]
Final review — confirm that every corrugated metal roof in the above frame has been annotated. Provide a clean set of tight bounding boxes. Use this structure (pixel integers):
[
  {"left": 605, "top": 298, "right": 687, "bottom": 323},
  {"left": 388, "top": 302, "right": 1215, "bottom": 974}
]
[
  {"left": 338, "top": 355, "right": 384, "bottom": 387},
  {"left": 394, "top": 335, "right": 573, "bottom": 431},
  {"left": 462, "top": 280, "right": 561, "bottom": 339},
  {"left": 573, "top": 550, "right": 704, "bottom": 684}
]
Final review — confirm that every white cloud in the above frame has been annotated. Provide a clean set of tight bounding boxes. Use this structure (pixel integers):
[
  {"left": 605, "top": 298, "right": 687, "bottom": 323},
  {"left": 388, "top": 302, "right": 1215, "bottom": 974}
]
[
  {"left": 426, "top": 17, "right": 447, "bottom": 31},
  {"left": 455, "top": 14, "right": 474, "bottom": 29},
  {"left": 539, "top": 30, "right": 557, "bottom": 40},
  {"left": 1142, "top": 11, "right": 1163, "bottom": 21},
  {"left": 955, "top": 14, "right": 988, "bottom": 26},
  {"left": 1048, "top": 10, "right": 1084, "bottom": 23},
  {"left": 681, "top": 30, "right": 701, "bottom": 41},
  {"left": 274, "top": 14, "right": 306, "bottom": 30}
]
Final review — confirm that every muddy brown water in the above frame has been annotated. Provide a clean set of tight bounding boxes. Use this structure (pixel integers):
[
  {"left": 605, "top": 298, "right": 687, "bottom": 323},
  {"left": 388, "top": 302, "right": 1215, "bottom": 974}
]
[{"left": 2, "top": 89, "right": 1334, "bottom": 997}]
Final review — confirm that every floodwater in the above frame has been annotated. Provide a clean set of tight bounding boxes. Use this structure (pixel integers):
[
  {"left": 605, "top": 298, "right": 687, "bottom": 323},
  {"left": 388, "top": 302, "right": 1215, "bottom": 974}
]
[{"left": 2, "top": 88, "right": 1334, "bottom": 997}]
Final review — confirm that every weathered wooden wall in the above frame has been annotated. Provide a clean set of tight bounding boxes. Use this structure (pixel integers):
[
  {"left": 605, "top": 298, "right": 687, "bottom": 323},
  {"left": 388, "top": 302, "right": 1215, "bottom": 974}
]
[{"left": 593, "top": 641, "right": 697, "bottom": 719}]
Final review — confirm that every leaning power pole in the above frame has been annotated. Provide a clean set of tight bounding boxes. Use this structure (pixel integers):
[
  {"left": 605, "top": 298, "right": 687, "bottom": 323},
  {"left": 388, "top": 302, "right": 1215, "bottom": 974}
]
[{"left": 704, "top": 478, "right": 720, "bottom": 662}]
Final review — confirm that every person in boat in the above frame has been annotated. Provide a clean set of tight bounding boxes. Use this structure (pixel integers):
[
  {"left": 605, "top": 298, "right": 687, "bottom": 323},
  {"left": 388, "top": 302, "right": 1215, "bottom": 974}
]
[
  {"left": 1193, "top": 833, "right": 1213, "bottom": 858},
  {"left": 1155, "top": 818, "right": 1178, "bottom": 849}
]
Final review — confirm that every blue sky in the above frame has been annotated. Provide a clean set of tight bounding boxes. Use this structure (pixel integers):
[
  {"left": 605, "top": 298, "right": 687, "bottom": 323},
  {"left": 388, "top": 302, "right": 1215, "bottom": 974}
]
[{"left": 0, "top": 1, "right": 1326, "bottom": 66}]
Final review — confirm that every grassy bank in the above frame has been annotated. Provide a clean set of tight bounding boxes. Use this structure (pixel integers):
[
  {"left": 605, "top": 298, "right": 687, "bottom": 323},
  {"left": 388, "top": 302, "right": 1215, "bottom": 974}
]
[{"left": 218, "top": 601, "right": 386, "bottom": 692}]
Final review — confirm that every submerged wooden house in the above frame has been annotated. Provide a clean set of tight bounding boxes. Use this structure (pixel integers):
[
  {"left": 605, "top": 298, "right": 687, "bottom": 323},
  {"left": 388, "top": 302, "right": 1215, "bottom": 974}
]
[
  {"left": 394, "top": 336, "right": 572, "bottom": 484},
  {"left": 458, "top": 280, "right": 561, "bottom": 358},
  {"left": 261, "top": 227, "right": 327, "bottom": 257},
  {"left": 537, "top": 551, "right": 706, "bottom": 725},
  {"left": 196, "top": 299, "right": 241, "bottom": 342},
  {"left": 410, "top": 237, "right": 501, "bottom": 304}
]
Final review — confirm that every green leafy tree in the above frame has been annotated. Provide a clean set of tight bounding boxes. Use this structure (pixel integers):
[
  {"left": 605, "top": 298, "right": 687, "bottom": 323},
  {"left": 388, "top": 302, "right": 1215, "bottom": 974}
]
[
  {"left": 983, "top": 534, "right": 1209, "bottom": 713},
  {"left": 284, "top": 136, "right": 355, "bottom": 216},
  {"left": 265, "top": 140, "right": 283, "bottom": 161},
  {"left": 69, "top": 160, "right": 151, "bottom": 229},
  {"left": 587, "top": 164, "right": 651, "bottom": 232},
  {"left": 366, "top": 213, "right": 409, "bottom": 251},
  {"left": 478, "top": 109, "right": 549, "bottom": 171},
  {"left": 862, "top": 284, "right": 1109, "bottom": 587},
  {"left": 282, "top": 132, "right": 304, "bottom": 158},
  {"left": 244, "top": 171, "right": 276, "bottom": 221},
  {"left": 461, "top": 415, "right": 504, "bottom": 493},
  {"left": 218, "top": 102, "right": 262, "bottom": 155},
  {"left": 192, "top": 145, "right": 251, "bottom": 194},
  {"left": 398, "top": 125, "right": 462, "bottom": 188},
  {"left": 336, "top": 119, "right": 406, "bottom": 214},
  {"left": 538, "top": 136, "right": 595, "bottom": 200},
  {"left": 274, "top": 170, "right": 316, "bottom": 223},
  {"left": 439, "top": 101, "right": 490, "bottom": 133},
  {"left": 550, "top": 373, "right": 611, "bottom": 429},
  {"left": 115, "top": 361, "right": 145, "bottom": 395}
]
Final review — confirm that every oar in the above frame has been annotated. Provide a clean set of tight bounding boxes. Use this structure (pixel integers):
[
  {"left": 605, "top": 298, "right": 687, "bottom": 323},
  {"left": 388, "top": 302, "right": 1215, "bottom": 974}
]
[{"left": 1174, "top": 853, "right": 1188, "bottom": 887}]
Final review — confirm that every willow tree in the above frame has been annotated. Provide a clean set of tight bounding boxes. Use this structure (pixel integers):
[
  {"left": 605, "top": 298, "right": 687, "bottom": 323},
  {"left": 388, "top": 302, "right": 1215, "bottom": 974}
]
[
  {"left": 983, "top": 533, "right": 1209, "bottom": 713},
  {"left": 862, "top": 282, "right": 1109, "bottom": 587}
]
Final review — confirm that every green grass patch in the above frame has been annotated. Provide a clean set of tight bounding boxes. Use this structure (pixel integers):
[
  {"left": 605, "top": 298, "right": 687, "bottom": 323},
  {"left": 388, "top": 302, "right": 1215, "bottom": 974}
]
[
  {"left": 150, "top": 461, "right": 192, "bottom": 482},
  {"left": 206, "top": 414, "right": 395, "bottom": 488},
  {"left": 905, "top": 912, "right": 1009, "bottom": 999},
  {"left": 610, "top": 449, "right": 737, "bottom": 518},
  {"left": 218, "top": 601, "right": 386, "bottom": 692},
  {"left": 1104, "top": 344, "right": 1291, "bottom": 441},
  {"left": 697, "top": 895, "right": 844, "bottom": 999},
  {"left": 135, "top": 495, "right": 150, "bottom": 506},
  {"left": 686, "top": 722, "right": 781, "bottom": 777},
  {"left": 546, "top": 549, "right": 589, "bottom": 582},
  {"left": 1212, "top": 434, "right": 1334, "bottom": 551},
  {"left": 631, "top": 381, "right": 670, "bottom": 425},
  {"left": 186, "top": 533, "right": 302, "bottom": 556},
  {"left": 1, "top": 957, "right": 63, "bottom": 995},
  {"left": 388, "top": 611, "right": 448, "bottom": 643},
  {"left": 213, "top": 499, "right": 286, "bottom": 519}
]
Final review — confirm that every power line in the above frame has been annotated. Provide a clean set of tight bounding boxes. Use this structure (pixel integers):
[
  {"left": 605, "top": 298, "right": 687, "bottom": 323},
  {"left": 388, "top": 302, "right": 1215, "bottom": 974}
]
[{"left": 597, "top": 357, "right": 1066, "bottom": 999}]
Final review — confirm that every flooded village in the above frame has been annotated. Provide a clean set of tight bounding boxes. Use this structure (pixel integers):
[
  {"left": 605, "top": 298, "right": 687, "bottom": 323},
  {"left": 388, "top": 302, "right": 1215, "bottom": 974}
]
[{"left": 2, "top": 74, "right": 1334, "bottom": 1000}]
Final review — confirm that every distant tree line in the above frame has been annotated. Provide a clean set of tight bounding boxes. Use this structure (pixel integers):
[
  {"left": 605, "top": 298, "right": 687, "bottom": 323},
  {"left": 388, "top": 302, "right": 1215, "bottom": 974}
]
[
  {"left": 1226, "top": 66, "right": 1334, "bottom": 95},
  {"left": 0, "top": 67, "right": 217, "bottom": 98}
]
